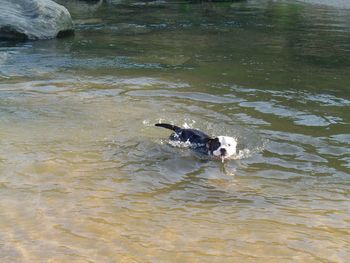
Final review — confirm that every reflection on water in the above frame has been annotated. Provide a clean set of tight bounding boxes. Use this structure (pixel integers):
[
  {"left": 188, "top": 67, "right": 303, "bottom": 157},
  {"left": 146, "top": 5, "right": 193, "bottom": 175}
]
[{"left": 0, "top": 0, "right": 350, "bottom": 262}]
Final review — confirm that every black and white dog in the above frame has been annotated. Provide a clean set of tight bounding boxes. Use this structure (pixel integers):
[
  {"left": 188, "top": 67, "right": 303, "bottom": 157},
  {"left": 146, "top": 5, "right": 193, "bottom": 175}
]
[{"left": 155, "top": 123, "right": 237, "bottom": 162}]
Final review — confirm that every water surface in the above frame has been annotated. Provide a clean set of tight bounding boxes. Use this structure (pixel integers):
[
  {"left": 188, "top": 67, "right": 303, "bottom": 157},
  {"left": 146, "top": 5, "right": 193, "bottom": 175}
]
[{"left": 0, "top": 0, "right": 349, "bottom": 262}]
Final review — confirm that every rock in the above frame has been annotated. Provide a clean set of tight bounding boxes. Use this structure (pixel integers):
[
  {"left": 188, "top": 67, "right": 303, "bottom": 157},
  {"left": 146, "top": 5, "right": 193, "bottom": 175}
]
[{"left": 0, "top": 0, "right": 74, "bottom": 41}]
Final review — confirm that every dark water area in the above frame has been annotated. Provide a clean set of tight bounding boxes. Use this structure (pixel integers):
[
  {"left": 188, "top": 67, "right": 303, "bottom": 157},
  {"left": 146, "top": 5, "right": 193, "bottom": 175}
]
[{"left": 0, "top": 0, "right": 349, "bottom": 262}]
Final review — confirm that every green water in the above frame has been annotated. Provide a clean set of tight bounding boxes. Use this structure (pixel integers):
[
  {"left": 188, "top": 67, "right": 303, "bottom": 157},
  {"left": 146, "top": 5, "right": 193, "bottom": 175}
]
[{"left": 0, "top": 0, "right": 349, "bottom": 262}]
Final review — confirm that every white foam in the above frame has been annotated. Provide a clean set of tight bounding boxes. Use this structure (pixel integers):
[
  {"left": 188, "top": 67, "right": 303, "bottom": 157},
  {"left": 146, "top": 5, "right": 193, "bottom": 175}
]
[
  {"left": 182, "top": 120, "right": 196, "bottom": 129},
  {"left": 168, "top": 139, "right": 203, "bottom": 149},
  {"left": 234, "top": 148, "right": 253, "bottom": 160}
]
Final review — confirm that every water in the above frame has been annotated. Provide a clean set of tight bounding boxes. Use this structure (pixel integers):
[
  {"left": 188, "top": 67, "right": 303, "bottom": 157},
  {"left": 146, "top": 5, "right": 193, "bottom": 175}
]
[{"left": 0, "top": 0, "right": 350, "bottom": 262}]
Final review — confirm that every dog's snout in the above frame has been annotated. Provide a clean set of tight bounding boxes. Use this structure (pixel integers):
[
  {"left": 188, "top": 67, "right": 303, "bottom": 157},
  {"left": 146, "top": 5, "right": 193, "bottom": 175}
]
[{"left": 220, "top": 148, "right": 227, "bottom": 156}]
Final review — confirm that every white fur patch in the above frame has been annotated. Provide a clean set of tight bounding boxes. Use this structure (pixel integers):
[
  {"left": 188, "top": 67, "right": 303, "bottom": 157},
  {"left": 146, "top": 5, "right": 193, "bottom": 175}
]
[{"left": 212, "top": 136, "right": 238, "bottom": 160}]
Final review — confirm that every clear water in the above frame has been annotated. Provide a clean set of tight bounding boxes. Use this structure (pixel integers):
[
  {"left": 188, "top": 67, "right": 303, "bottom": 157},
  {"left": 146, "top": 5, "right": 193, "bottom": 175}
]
[{"left": 0, "top": 0, "right": 349, "bottom": 262}]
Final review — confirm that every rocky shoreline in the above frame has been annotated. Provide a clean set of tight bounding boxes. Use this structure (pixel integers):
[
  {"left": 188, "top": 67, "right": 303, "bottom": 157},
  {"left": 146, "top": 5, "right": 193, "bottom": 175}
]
[{"left": 1, "top": 0, "right": 349, "bottom": 42}]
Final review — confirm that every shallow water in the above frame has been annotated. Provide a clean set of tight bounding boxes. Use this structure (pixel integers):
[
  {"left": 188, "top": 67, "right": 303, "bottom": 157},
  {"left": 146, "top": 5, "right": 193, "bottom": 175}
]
[{"left": 0, "top": 0, "right": 350, "bottom": 262}]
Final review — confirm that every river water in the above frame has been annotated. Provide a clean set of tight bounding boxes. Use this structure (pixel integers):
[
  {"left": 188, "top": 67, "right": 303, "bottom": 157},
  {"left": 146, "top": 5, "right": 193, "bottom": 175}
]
[{"left": 0, "top": 0, "right": 349, "bottom": 262}]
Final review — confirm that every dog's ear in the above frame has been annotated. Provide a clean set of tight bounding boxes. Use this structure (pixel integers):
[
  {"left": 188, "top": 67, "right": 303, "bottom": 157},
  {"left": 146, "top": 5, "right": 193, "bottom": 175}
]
[{"left": 206, "top": 138, "right": 220, "bottom": 151}]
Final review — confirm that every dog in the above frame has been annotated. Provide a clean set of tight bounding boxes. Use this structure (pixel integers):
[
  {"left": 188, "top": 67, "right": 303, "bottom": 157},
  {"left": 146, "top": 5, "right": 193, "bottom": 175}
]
[{"left": 155, "top": 123, "right": 237, "bottom": 162}]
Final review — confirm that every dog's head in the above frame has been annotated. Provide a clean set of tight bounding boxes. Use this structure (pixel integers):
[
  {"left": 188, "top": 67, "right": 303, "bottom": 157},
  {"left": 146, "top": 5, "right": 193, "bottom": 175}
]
[{"left": 207, "top": 136, "right": 237, "bottom": 162}]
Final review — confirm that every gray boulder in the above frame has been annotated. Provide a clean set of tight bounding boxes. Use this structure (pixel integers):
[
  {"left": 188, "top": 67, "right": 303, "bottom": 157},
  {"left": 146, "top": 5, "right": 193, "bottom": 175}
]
[{"left": 0, "top": 0, "right": 74, "bottom": 41}]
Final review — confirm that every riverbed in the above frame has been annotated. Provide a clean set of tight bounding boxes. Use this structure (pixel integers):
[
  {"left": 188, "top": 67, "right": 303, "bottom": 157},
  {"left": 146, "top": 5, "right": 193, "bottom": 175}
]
[{"left": 0, "top": 0, "right": 349, "bottom": 262}]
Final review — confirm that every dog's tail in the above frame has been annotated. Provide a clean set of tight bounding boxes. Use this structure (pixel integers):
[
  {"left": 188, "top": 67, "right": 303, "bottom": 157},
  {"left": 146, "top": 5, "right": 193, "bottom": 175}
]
[{"left": 155, "top": 123, "right": 181, "bottom": 132}]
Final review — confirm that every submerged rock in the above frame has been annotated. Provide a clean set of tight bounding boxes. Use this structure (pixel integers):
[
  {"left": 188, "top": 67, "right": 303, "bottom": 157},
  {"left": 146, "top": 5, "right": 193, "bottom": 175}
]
[
  {"left": 54, "top": 0, "right": 103, "bottom": 17},
  {"left": 0, "top": 0, "right": 74, "bottom": 41}
]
